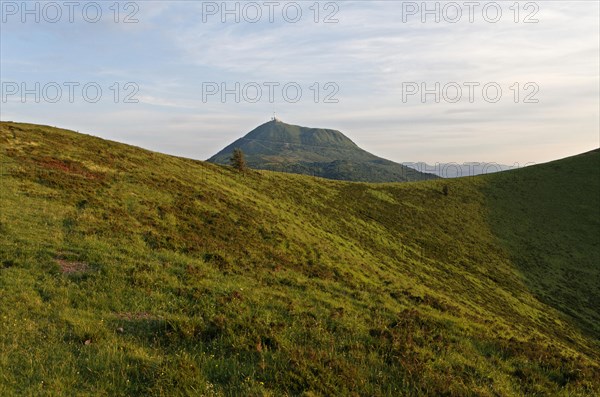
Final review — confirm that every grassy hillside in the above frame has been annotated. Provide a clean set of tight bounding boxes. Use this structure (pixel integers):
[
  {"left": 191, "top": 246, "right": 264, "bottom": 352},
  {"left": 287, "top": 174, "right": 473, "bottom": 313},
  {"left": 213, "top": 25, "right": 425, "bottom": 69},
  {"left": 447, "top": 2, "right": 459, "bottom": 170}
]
[
  {"left": 208, "top": 120, "right": 437, "bottom": 183},
  {"left": 0, "top": 121, "right": 599, "bottom": 396}
]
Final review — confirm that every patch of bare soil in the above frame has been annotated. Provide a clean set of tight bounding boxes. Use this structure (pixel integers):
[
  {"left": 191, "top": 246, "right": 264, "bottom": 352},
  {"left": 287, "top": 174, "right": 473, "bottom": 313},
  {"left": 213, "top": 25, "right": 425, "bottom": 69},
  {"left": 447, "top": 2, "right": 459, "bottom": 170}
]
[{"left": 56, "top": 259, "right": 89, "bottom": 274}]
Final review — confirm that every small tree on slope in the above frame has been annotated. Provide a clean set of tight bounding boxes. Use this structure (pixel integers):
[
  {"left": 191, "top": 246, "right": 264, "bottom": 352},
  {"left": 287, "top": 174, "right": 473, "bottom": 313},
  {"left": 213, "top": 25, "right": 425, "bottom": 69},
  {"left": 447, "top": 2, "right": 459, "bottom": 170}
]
[{"left": 230, "top": 148, "right": 247, "bottom": 172}]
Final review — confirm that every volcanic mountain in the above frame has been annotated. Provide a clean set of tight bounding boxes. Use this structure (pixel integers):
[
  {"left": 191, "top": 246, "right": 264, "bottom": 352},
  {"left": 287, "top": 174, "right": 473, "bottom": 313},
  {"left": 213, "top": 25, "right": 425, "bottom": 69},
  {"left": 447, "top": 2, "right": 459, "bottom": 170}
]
[{"left": 208, "top": 119, "right": 437, "bottom": 182}]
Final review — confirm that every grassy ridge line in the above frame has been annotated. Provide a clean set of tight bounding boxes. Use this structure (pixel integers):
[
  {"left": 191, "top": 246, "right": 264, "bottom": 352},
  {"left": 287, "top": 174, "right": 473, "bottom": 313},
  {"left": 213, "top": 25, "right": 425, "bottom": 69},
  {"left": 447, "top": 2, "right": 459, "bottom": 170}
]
[{"left": 1, "top": 121, "right": 599, "bottom": 396}]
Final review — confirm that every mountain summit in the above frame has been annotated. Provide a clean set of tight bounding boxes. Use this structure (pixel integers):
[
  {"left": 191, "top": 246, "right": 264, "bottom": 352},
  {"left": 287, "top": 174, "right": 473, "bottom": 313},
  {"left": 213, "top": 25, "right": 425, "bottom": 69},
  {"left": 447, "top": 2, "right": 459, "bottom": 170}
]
[{"left": 208, "top": 119, "right": 437, "bottom": 182}]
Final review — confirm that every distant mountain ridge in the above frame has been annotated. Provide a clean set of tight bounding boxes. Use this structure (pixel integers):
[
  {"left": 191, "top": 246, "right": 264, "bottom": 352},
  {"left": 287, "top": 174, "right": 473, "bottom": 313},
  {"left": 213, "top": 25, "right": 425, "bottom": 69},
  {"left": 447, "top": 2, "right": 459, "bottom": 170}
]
[
  {"left": 404, "top": 162, "right": 519, "bottom": 178},
  {"left": 208, "top": 119, "right": 437, "bottom": 182}
]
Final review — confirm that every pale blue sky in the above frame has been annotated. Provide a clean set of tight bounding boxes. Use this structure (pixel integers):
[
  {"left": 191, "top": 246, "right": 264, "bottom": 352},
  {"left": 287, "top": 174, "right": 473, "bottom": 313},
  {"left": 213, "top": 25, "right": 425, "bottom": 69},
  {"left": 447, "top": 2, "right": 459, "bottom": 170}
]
[{"left": 1, "top": 1, "right": 598, "bottom": 164}]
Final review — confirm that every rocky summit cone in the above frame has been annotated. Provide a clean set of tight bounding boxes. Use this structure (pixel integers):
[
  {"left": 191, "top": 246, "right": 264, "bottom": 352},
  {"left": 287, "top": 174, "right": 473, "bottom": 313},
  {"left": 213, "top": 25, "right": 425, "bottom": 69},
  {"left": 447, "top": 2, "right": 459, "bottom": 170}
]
[{"left": 208, "top": 119, "right": 437, "bottom": 182}]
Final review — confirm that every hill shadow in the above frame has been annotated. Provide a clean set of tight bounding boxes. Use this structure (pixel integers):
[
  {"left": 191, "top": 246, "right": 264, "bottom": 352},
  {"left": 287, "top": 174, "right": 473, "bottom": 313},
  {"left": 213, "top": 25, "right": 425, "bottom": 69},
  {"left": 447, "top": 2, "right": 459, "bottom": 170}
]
[{"left": 482, "top": 149, "right": 600, "bottom": 347}]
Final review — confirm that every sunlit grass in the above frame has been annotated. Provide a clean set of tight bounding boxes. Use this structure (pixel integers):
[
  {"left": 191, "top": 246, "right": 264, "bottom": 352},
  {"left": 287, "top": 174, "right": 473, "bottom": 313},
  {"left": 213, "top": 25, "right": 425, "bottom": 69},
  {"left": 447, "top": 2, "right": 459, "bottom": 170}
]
[{"left": 1, "top": 122, "right": 598, "bottom": 396}]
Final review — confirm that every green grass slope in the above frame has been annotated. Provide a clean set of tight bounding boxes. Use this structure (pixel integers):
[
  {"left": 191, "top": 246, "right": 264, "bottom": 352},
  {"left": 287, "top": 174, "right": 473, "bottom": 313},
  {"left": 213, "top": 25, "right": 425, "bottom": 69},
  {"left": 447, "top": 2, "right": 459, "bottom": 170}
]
[
  {"left": 207, "top": 120, "right": 437, "bottom": 183},
  {"left": 1, "top": 121, "right": 599, "bottom": 396},
  {"left": 484, "top": 149, "right": 600, "bottom": 339}
]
